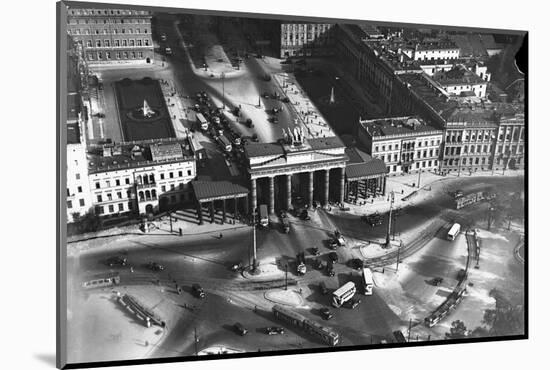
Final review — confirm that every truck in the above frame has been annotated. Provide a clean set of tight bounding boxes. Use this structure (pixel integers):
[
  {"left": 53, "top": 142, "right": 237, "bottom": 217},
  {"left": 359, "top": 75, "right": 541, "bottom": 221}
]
[
  {"left": 196, "top": 112, "right": 209, "bottom": 131},
  {"left": 259, "top": 204, "right": 269, "bottom": 227},
  {"left": 296, "top": 251, "right": 306, "bottom": 275},
  {"left": 217, "top": 135, "right": 232, "bottom": 152}
]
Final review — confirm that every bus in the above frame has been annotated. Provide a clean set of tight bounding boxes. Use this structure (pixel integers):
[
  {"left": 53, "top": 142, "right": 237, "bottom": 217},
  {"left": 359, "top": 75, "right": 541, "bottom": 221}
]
[
  {"left": 272, "top": 305, "right": 340, "bottom": 346},
  {"left": 196, "top": 112, "right": 209, "bottom": 131},
  {"left": 332, "top": 281, "right": 356, "bottom": 308},
  {"left": 217, "top": 135, "right": 232, "bottom": 152},
  {"left": 362, "top": 267, "right": 374, "bottom": 295},
  {"left": 82, "top": 272, "right": 120, "bottom": 289},
  {"left": 259, "top": 204, "right": 269, "bottom": 227},
  {"left": 447, "top": 223, "right": 461, "bottom": 241}
]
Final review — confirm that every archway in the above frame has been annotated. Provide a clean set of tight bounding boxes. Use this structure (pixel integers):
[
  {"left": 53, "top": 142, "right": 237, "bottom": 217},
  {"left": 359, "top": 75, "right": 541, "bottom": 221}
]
[
  {"left": 145, "top": 204, "right": 154, "bottom": 215},
  {"left": 146, "top": 57, "right": 151, "bottom": 63}
]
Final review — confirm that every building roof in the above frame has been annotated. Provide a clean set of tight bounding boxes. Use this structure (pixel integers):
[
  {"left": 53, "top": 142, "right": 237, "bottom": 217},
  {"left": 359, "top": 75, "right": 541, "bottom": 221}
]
[
  {"left": 398, "top": 73, "right": 458, "bottom": 119},
  {"left": 87, "top": 138, "right": 194, "bottom": 174},
  {"left": 308, "top": 136, "right": 346, "bottom": 150},
  {"left": 416, "top": 40, "right": 459, "bottom": 51},
  {"left": 192, "top": 180, "right": 249, "bottom": 202},
  {"left": 442, "top": 106, "right": 498, "bottom": 126},
  {"left": 150, "top": 142, "right": 184, "bottom": 161},
  {"left": 345, "top": 147, "right": 388, "bottom": 180},
  {"left": 67, "top": 122, "right": 81, "bottom": 145},
  {"left": 360, "top": 116, "right": 442, "bottom": 138},
  {"left": 244, "top": 142, "right": 285, "bottom": 158},
  {"left": 432, "top": 66, "right": 486, "bottom": 86},
  {"left": 448, "top": 34, "right": 489, "bottom": 57},
  {"left": 67, "top": 93, "right": 81, "bottom": 122}
]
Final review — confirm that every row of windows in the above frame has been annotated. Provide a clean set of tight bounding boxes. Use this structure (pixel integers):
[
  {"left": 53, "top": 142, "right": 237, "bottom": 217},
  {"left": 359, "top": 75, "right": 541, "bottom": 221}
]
[
  {"left": 446, "top": 131, "right": 494, "bottom": 143},
  {"left": 73, "top": 28, "right": 149, "bottom": 36},
  {"left": 69, "top": 17, "right": 150, "bottom": 25},
  {"left": 87, "top": 51, "right": 146, "bottom": 60},
  {"left": 67, "top": 199, "right": 86, "bottom": 208},
  {"left": 67, "top": 185, "right": 85, "bottom": 196},
  {"left": 69, "top": 9, "right": 149, "bottom": 16},
  {"left": 86, "top": 38, "right": 151, "bottom": 47},
  {"left": 94, "top": 170, "right": 193, "bottom": 190},
  {"left": 379, "top": 149, "right": 439, "bottom": 163},
  {"left": 96, "top": 202, "right": 133, "bottom": 215},
  {"left": 443, "top": 157, "right": 489, "bottom": 166},
  {"left": 496, "top": 145, "right": 524, "bottom": 155},
  {"left": 388, "top": 160, "right": 438, "bottom": 173},
  {"left": 374, "top": 139, "right": 441, "bottom": 153},
  {"left": 445, "top": 145, "right": 492, "bottom": 156},
  {"left": 97, "top": 190, "right": 132, "bottom": 203}
]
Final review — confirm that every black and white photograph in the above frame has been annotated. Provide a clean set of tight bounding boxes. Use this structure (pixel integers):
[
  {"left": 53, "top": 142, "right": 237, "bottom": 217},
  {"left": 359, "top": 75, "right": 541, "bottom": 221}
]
[{"left": 56, "top": 0, "right": 528, "bottom": 368}]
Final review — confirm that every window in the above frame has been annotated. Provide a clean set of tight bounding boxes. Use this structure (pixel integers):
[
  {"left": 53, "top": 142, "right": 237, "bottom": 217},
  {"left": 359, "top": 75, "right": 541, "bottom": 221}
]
[
  {"left": 137, "top": 39, "right": 142, "bottom": 46},
  {"left": 118, "top": 203, "right": 124, "bottom": 212},
  {"left": 179, "top": 183, "right": 184, "bottom": 190},
  {"left": 95, "top": 182, "right": 100, "bottom": 189},
  {"left": 106, "top": 52, "right": 111, "bottom": 59},
  {"left": 125, "top": 178, "right": 130, "bottom": 185},
  {"left": 170, "top": 172, "right": 174, "bottom": 178},
  {"left": 97, "top": 195, "right": 103, "bottom": 202},
  {"left": 115, "top": 39, "right": 120, "bottom": 47},
  {"left": 97, "top": 206, "right": 104, "bottom": 215},
  {"left": 122, "top": 40, "right": 127, "bottom": 46},
  {"left": 86, "top": 40, "right": 92, "bottom": 47},
  {"left": 178, "top": 170, "right": 183, "bottom": 177},
  {"left": 161, "top": 185, "right": 166, "bottom": 192},
  {"left": 106, "top": 180, "right": 110, "bottom": 187},
  {"left": 117, "top": 192, "right": 122, "bottom": 199},
  {"left": 116, "top": 179, "right": 120, "bottom": 186},
  {"left": 126, "top": 190, "right": 132, "bottom": 198},
  {"left": 108, "top": 205, "right": 114, "bottom": 213},
  {"left": 388, "top": 144, "right": 392, "bottom": 151},
  {"left": 171, "top": 184, "right": 175, "bottom": 190},
  {"left": 75, "top": 173, "right": 81, "bottom": 180},
  {"left": 77, "top": 186, "right": 82, "bottom": 193},
  {"left": 128, "top": 202, "right": 133, "bottom": 210},
  {"left": 129, "top": 39, "right": 135, "bottom": 46},
  {"left": 374, "top": 146, "right": 379, "bottom": 152},
  {"left": 107, "top": 193, "right": 112, "bottom": 201},
  {"left": 160, "top": 173, "right": 165, "bottom": 180},
  {"left": 96, "top": 40, "right": 101, "bottom": 47},
  {"left": 67, "top": 200, "right": 73, "bottom": 209},
  {"left": 144, "top": 39, "right": 150, "bottom": 46},
  {"left": 104, "top": 40, "right": 110, "bottom": 47}
]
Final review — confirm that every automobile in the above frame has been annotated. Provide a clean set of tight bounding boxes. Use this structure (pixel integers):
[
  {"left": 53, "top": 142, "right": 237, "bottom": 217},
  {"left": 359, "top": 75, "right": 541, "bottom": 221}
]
[
  {"left": 234, "top": 322, "right": 248, "bottom": 336},
  {"left": 313, "top": 259, "right": 323, "bottom": 270},
  {"left": 328, "top": 239, "right": 338, "bottom": 250},
  {"left": 300, "top": 210, "right": 310, "bottom": 221},
  {"left": 106, "top": 256, "right": 127, "bottom": 267},
  {"left": 363, "top": 213, "right": 383, "bottom": 227},
  {"left": 281, "top": 97, "right": 290, "bottom": 103},
  {"left": 348, "top": 258, "right": 363, "bottom": 270},
  {"left": 311, "top": 247, "right": 320, "bottom": 256},
  {"left": 344, "top": 297, "right": 361, "bottom": 309},
  {"left": 320, "top": 308, "right": 333, "bottom": 320},
  {"left": 279, "top": 210, "right": 287, "bottom": 218},
  {"left": 160, "top": 33, "right": 167, "bottom": 41},
  {"left": 251, "top": 134, "right": 259, "bottom": 142},
  {"left": 147, "top": 261, "right": 165, "bottom": 271},
  {"left": 319, "top": 282, "right": 329, "bottom": 295},
  {"left": 328, "top": 252, "right": 339, "bottom": 263},
  {"left": 429, "top": 277, "right": 444, "bottom": 286},
  {"left": 165, "top": 47, "right": 172, "bottom": 55},
  {"left": 266, "top": 326, "right": 284, "bottom": 335},
  {"left": 262, "top": 92, "right": 270, "bottom": 99},
  {"left": 268, "top": 116, "right": 279, "bottom": 124},
  {"left": 326, "top": 261, "right": 335, "bottom": 277},
  {"left": 263, "top": 74, "right": 272, "bottom": 82},
  {"left": 192, "top": 284, "right": 206, "bottom": 298},
  {"left": 230, "top": 262, "right": 243, "bottom": 272},
  {"left": 271, "top": 107, "right": 280, "bottom": 114},
  {"left": 232, "top": 107, "right": 241, "bottom": 116},
  {"left": 454, "top": 190, "right": 464, "bottom": 198},
  {"left": 245, "top": 118, "right": 253, "bottom": 128}
]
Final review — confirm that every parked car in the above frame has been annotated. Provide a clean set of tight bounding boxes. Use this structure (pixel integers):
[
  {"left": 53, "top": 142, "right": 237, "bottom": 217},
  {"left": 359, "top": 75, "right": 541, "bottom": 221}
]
[
  {"left": 320, "top": 308, "right": 333, "bottom": 320},
  {"left": 313, "top": 259, "right": 324, "bottom": 270},
  {"left": 326, "top": 261, "right": 335, "bottom": 277},
  {"left": 328, "top": 252, "right": 339, "bottom": 263},
  {"left": 281, "top": 97, "right": 290, "bottom": 103},
  {"left": 266, "top": 326, "right": 284, "bottom": 335},
  {"left": 311, "top": 247, "right": 320, "bottom": 256},
  {"left": 192, "top": 284, "right": 206, "bottom": 298},
  {"left": 106, "top": 256, "right": 127, "bottom": 267},
  {"left": 234, "top": 322, "right": 248, "bottom": 336},
  {"left": 348, "top": 258, "right": 363, "bottom": 270},
  {"left": 300, "top": 210, "right": 310, "bottom": 221},
  {"left": 262, "top": 92, "right": 270, "bottom": 99},
  {"left": 147, "top": 261, "right": 165, "bottom": 271},
  {"left": 429, "top": 277, "right": 444, "bottom": 286},
  {"left": 328, "top": 239, "right": 338, "bottom": 250}
]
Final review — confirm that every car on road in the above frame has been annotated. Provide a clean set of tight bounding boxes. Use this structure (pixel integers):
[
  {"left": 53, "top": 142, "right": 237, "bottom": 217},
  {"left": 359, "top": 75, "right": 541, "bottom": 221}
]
[
  {"left": 147, "top": 261, "right": 165, "bottom": 271},
  {"left": 192, "top": 284, "right": 206, "bottom": 298},
  {"left": 230, "top": 262, "right": 243, "bottom": 272},
  {"left": 262, "top": 92, "right": 270, "bottom": 99},
  {"left": 165, "top": 47, "right": 172, "bottom": 55},
  {"left": 311, "top": 247, "right": 320, "bottom": 256},
  {"left": 245, "top": 118, "right": 254, "bottom": 128},
  {"left": 279, "top": 210, "right": 287, "bottom": 218},
  {"left": 234, "top": 322, "right": 248, "bottom": 336},
  {"left": 300, "top": 210, "right": 310, "bottom": 221},
  {"left": 344, "top": 297, "right": 361, "bottom": 309},
  {"left": 362, "top": 213, "right": 383, "bottom": 227},
  {"left": 268, "top": 116, "right": 279, "bottom": 124},
  {"left": 266, "top": 326, "right": 284, "bottom": 335},
  {"left": 454, "top": 190, "right": 464, "bottom": 198},
  {"left": 328, "top": 252, "right": 339, "bottom": 263},
  {"left": 281, "top": 97, "right": 290, "bottom": 103},
  {"left": 313, "top": 258, "right": 323, "bottom": 270},
  {"left": 328, "top": 239, "right": 338, "bottom": 250},
  {"left": 160, "top": 33, "right": 167, "bottom": 41},
  {"left": 106, "top": 256, "right": 127, "bottom": 267},
  {"left": 429, "top": 277, "right": 444, "bottom": 286},
  {"left": 320, "top": 308, "right": 333, "bottom": 320},
  {"left": 251, "top": 134, "right": 259, "bottom": 142},
  {"left": 326, "top": 260, "right": 335, "bottom": 277},
  {"left": 348, "top": 258, "right": 363, "bottom": 270}
]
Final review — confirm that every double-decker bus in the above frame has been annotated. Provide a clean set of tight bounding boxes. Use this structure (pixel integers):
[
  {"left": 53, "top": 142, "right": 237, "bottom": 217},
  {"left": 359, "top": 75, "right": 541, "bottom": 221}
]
[
  {"left": 362, "top": 267, "right": 374, "bottom": 295},
  {"left": 272, "top": 305, "right": 339, "bottom": 346},
  {"left": 447, "top": 223, "right": 461, "bottom": 241},
  {"left": 332, "top": 281, "right": 356, "bottom": 307}
]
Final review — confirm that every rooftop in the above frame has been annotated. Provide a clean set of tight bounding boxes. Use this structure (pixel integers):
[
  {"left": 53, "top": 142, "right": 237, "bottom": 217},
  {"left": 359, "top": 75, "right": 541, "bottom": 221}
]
[
  {"left": 67, "top": 122, "right": 81, "bottom": 145},
  {"left": 360, "top": 116, "right": 442, "bottom": 138},
  {"left": 244, "top": 142, "right": 285, "bottom": 158},
  {"left": 398, "top": 73, "right": 458, "bottom": 118},
  {"left": 416, "top": 40, "right": 459, "bottom": 51},
  {"left": 432, "top": 65, "right": 486, "bottom": 86},
  {"left": 245, "top": 136, "right": 346, "bottom": 159},
  {"left": 442, "top": 106, "right": 498, "bottom": 126},
  {"left": 192, "top": 180, "right": 249, "bottom": 202},
  {"left": 87, "top": 138, "right": 194, "bottom": 174},
  {"left": 345, "top": 147, "right": 388, "bottom": 180}
]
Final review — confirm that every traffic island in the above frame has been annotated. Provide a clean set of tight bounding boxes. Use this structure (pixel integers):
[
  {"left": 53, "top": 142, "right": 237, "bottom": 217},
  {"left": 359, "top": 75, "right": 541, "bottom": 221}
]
[{"left": 264, "top": 289, "right": 304, "bottom": 307}]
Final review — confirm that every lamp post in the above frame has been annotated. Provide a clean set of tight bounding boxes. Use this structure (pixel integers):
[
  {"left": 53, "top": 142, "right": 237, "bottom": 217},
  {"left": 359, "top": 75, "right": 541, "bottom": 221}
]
[
  {"left": 385, "top": 191, "right": 395, "bottom": 248},
  {"left": 221, "top": 72, "right": 226, "bottom": 110}
]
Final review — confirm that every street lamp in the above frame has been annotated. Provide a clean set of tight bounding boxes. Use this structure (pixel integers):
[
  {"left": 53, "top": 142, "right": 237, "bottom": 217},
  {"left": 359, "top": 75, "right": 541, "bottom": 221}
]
[
  {"left": 221, "top": 72, "right": 226, "bottom": 110},
  {"left": 385, "top": 191, "right": 395, "bottom": 248}
]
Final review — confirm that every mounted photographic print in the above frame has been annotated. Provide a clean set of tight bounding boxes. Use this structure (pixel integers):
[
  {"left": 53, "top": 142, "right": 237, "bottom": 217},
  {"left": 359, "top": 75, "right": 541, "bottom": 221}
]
[{"left": 57, "top": 0, "right": 527, "bottom": 368}]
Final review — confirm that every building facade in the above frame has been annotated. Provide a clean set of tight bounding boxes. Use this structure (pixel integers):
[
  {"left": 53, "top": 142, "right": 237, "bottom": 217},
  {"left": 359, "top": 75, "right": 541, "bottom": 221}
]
[
  {"left": 492, "top": 104, "right": 525, "bottom": 171},
  {"left": 432, "top": 65, "right": 488, "bottom": 98},
  {"left": 66, "top": 7, "right": 154, "bottom": 65},
  {"left": 67, "top": 141, "right": 93, "bottom": 222},
  {"left": 358, "top": 116, "right": 443, "bottom": 175},
  {"left": 280, "top": 23, "right": 334, "bottom": 58},
  {"left": 87, "top": 139, "right": 196, "bottom": 218}
]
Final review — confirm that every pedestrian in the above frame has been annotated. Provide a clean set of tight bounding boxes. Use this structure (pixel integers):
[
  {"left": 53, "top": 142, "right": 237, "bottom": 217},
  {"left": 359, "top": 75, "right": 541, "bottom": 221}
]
[
  {"left": 130, "top": 266, "right": 134, "bottom": 273},
  {"left": 401, "top": 189, "right": 404, "bottom": 194},
  {"left": 219, "top": 232, "right": 223, "bottom": 239}
]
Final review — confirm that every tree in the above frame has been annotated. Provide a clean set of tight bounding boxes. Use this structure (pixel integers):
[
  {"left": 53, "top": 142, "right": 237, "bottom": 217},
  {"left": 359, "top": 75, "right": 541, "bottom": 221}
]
[
  {"left": 445, "top": 320, "right": 469, "bottom": 339},
  {"left": 76, "top": 210, "right": 102, "bottom": 234}
]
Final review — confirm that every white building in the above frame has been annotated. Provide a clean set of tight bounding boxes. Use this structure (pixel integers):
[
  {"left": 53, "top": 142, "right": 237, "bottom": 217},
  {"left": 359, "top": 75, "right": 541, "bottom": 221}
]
[
  {"left": 280, "top": 22, "right": 334, "bottom": 58},
  {"left": 358, "top": 116, "right": 443, "bottom": 175},
  {"left": 410, "top": 41, "right": 460, "bottom": 62},
  {"left": 67, "top": 141, "right": 93, "bottom": 222},
  {"left": 87, "top": 138, "right": 197, "bottom": 217},
  {"left": 432, "top": 65, "right": 488, "bottom": 98}
]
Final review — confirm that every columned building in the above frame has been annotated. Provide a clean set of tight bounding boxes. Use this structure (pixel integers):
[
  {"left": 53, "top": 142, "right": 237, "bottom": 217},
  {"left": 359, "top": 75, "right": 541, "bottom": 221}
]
[
  {"left": 344, "top": 147, "right": 388, "bottom": 203},
  {"left": 244, "top": 129, "right": 347, "bottom": 214},
  {"left": 357, "top": 116, "right": 443, "bottom": 175},
  {"left": 492, "top": 104, "right": 525, "bottom": 171},
  {"left": 66, "top": 7, "right": 154, "bottom": 65}
]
